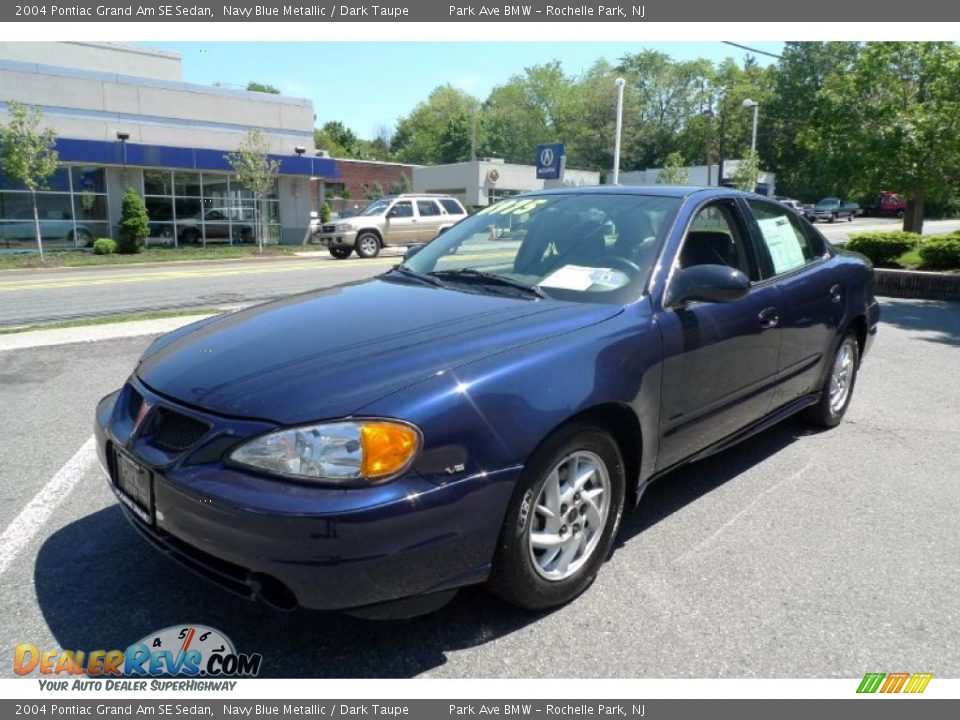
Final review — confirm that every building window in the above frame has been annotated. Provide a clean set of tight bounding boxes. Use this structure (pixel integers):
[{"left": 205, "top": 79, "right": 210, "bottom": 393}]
[
  {"left": 143, "top": 170, "right": 280, "bottom": 245},
  {"left": 0, "top": 166, "right": 109, "bottom": 249}
]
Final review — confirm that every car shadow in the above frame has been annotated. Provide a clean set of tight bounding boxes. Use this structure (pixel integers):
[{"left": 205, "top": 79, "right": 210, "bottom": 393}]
[
  {"left": 879, "top": 297, "right": 960, "bottom": 346},
  {"left": 35, "top": 418, "right": 809, "bottom": 678}
]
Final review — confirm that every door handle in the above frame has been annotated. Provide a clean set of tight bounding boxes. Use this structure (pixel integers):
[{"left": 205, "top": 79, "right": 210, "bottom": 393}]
[
  {"left": 829, "top": 284, "right": 842, "bottom": 303},
  {"left": 758, "top": 307, "right": 780, "bottom": 329}
]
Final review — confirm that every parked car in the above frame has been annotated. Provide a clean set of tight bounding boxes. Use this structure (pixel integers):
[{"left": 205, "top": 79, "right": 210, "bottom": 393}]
[
  {"left": 316, "top": 194, "right": 468, "bottom": 259},
  {"left": 810, "top": 197, "right": 860, "bottom": 223},
  {"left": 95, "top": 186, "right": 879, "bottom": 618},
  {"left": 775, "top": 197, "right": 804, "bottom": 213},
  {"left": 172, "top": 208, "right": 256, "bottom": 244},
  {"left": 862, "top": 191, "right": 906, "bottom": 218},
  {"left": 0, "top": 208, "right": 93, "bottom": 247}
]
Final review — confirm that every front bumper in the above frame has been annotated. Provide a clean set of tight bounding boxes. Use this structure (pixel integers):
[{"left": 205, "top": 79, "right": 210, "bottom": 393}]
[
  {"left": 315, "top": 230, "right": 358, "bottom": 248},
  {"left": 95, "top": 380, "right": 518, "bottom": 612}
]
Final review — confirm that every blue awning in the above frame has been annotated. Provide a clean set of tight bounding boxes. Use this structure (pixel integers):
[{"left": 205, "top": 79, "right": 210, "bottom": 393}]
[{"left": 54, "top": 138, "right": 339, "bottom": 178}]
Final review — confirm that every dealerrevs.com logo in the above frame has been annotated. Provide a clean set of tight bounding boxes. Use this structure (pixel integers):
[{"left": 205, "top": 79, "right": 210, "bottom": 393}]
[
  {"left": 857, "top": 672, "right": 933, "bottom": 694},
  {"left": 15, "top": 625, "right": 262, "bottom": 689}
]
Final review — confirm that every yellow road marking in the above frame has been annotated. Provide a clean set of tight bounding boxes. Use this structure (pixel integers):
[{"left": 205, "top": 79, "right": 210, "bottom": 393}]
[{"left": 0, "top": 250, "right": 518, "bottom": 293}]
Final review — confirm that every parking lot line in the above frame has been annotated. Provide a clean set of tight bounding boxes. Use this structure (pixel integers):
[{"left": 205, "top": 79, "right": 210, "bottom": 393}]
[{"left": 0, "top": 436, "right": 97, "bottom": 576}]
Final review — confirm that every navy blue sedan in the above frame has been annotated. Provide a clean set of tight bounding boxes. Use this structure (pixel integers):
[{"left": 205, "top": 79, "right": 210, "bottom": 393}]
[{"left": 94, "top": 187, "right": 879, "bottom": 617}]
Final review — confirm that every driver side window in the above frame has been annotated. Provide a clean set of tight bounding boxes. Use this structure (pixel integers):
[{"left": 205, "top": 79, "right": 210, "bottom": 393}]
[{"left": 680, "top": 203, "right": 758, "bottom": 281}]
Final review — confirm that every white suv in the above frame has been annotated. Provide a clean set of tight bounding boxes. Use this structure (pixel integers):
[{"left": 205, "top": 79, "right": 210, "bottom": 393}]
[{"left": 316, "top": 194, "right": 468, "bottom": 259}]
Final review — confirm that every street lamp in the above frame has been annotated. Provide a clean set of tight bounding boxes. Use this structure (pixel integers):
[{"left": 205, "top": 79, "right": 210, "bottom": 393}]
[
  {"left": 742, "top": 98, "right": 759, "bottom": 154},
  {"left": 294, "top": 146, "right": 306, "bottom": 156},
  {"left": 612, "top": 77, "right": 625, "bottom": 185},
  {"left": 702, "top": 108, "right": 715, "bottom": 186}
]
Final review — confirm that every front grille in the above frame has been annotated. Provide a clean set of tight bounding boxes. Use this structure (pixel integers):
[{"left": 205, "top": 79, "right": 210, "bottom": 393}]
[
  {"left": 322, "top": 224, "right": 336, "bottom": 233},
  {"left": 150, "top": 408, "right": 210, "bottom": 452}
]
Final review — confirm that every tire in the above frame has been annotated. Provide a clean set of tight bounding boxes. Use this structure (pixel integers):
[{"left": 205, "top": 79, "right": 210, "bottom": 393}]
[
  {"left": 804, "top": 332, "right": 859, "bottom": 428},
  {"left": 71, "top": 228, "right": 92, "bottom": 247},
  {"left": 829, "top": 213, "right": 837, "bottom": 223},
  {"left": 181, "top": 228, "right": 200, "bottom": 244},
  {"left": 488, "top": 423, "right": 626, "bottom": 611},
  {"left": 355, "top": 232, "right": 381, "bottom": 259},
  {"left": 847, "top": 214, "right": 854, "bottom": 222},
  {"left": 329, "top": 246, "right": 351, "bottom": 260}
]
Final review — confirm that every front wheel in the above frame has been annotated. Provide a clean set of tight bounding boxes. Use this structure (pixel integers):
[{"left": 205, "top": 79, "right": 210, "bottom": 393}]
[
  {"left": 488, "top": 423, "right": 625, "bottom": 610},
  {"left": 804, "top": 333, "right": 859, "bottom": 428},
  {"left": 354, "top": 232, "right": 381, "bottom": 259},
  {"left": 328, "top": 246, "right": 351, "bottom": 260}
]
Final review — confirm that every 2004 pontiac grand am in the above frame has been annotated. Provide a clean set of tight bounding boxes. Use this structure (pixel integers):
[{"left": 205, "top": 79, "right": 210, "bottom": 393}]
[{"left": 95, "top": 186, "right": 879, "bottom": 618}]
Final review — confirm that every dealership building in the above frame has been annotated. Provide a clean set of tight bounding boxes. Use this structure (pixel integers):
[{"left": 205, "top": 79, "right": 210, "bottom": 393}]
[{"left": 0, "top": 42, "right": 336, "bottom": 249}]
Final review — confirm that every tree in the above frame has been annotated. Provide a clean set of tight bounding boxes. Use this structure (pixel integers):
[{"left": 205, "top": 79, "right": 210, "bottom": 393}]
[
  {"left": 362, "top": 181, "right": 384, "bottom": 200},
  {"left": 391, "top": 85, "right": 481, "bottom": 164},
  {"left": 657, "top": 152, "right": 689, "bottom": 184},
  {"left": 729, "top": 151, "right": 762, "bottom": 192},
  {"left": 0, "top": 102, "right": 60, "bottom": 262},
  {"left": 225, "top": 128, "right": 281, "bottom": 252},
  {"left": 811, "top": 42, "right": 960, "bottom": 232},
  {"left": 117, "top": 187, "right": 150, "bottom": 254},
  {"left": 388, "top": 173, "right": 411, "bottom": 195},
  {"left": 246, "top": 82, "right": 280, "bottom": 94}
]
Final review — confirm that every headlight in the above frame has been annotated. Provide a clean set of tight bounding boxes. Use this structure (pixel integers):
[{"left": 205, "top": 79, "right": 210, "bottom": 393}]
[
  {"left": 228, "top": 419, "right": 421, "bottom": 485},
  {"left": 334, "top": 223, "right": 352, "bottom": 233}
]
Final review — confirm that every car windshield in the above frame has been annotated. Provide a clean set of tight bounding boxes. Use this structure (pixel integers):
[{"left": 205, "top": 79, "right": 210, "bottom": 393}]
[
  {"left": 360, "top": 199, "right": 392, "bottom": 216},
  {"left": 401, "top": 193, "right": 681, "bottom": 304},
  {"left": 818, "top": 198, "right": 840, "bottom": 206}
]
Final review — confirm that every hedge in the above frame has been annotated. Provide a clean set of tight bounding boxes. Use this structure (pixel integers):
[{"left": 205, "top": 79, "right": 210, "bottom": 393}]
[
  {"left": 92, "top": 238, "right": 118, "bottom": 255},
  {"left": 845, "top": 231, "right": 922, "bottom": 265},
  {"left": 918, "top": 236, "right": 960, "bottom": 269}
]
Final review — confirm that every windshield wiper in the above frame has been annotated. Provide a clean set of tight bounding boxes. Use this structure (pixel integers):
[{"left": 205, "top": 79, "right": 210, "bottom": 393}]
[
  {"left": 383, "top": 265, "right": 445, "bottom": 287},
  {"left": 429, "top": 268, "right": 546, "bottom": 299}
]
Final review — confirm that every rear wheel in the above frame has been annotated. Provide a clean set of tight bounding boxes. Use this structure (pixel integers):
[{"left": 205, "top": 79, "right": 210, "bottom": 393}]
[
  {"left": 355, "top": 232, "right": 381, "bottom": 259},
  {"left": 329, "top": 246, "right": 351, "bottom": 260},
  {"left": 488, "top": 423, "right": 625, "bottom": 610},
  {"left": 804, "top": 332, "right": 859, "bottom": 428}
]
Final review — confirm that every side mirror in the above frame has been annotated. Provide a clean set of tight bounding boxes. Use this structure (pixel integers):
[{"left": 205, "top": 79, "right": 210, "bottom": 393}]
[
  {"left": 404, "top": 244, "right": 426, "bottom": 261},
  {"left": 387, "top": 207, "right": 401, "bottom": 218},
  {"left": 664, "top": 265, "right": 750, "bottom": 307}
]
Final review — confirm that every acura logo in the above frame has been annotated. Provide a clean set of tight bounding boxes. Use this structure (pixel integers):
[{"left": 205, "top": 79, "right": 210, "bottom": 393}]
[{"left": 540, "top": 148, "right": 555, "bottom": 167}]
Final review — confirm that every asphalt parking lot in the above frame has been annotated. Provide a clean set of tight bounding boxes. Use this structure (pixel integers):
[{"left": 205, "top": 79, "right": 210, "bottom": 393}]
[{"left": 0, "top": 297, "right": 958, "bottom": 678}]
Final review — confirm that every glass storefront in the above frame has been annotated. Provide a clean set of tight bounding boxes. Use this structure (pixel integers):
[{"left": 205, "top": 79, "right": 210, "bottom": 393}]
[
  {"left": 144, "top": 170, "right": 281, "bottom": 245},
  {"left": 0, "top": 166, "right": 110, "bottom": 249}
]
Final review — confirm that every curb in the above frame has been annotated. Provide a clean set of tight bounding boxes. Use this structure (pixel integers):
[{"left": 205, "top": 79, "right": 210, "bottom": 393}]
[{"left": 874, "top": 268, "right": 960, "bottom": 302}]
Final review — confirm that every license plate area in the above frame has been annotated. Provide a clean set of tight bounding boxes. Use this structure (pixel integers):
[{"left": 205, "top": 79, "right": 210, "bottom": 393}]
[{"left": 113, "top": 450, "right": 153, "bottom": 524}]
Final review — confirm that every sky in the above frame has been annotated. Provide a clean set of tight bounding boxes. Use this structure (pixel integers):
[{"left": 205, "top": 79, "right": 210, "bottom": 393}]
[{"left": 142, "top": 41, "right": 784, "bottom": 139}]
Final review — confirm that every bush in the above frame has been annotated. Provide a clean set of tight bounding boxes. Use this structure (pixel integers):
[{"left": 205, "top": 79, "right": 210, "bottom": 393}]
[
  {"left": 845, "top": 231, "right": 922, "bottom": 265},
  {"left": 117, "top": 187, "right": 150, "bottom": 254},
  {"left": 92, "top": 238, "right": 117, "bottom": 255},
  {"left": 918, "top": 236, "right": 960, "bottom": 269},
  {"left": 319, "top": 202, "right": 331, "bottom": 224}
]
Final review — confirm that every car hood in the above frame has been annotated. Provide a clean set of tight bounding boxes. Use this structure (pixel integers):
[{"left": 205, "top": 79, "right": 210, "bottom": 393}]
[{"left": 136, "top": 277, "right": 622, "bottom": 425}]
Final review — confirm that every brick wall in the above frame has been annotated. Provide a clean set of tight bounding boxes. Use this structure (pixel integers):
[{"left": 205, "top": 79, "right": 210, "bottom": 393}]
[{"left": 311, "top": 159, "right": 418, "bottom": 210}]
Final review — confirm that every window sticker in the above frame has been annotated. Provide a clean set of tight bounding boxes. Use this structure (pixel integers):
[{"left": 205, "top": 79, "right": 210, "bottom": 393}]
[
  {"left": 540, "top": 265, "right": 628, "bottom": 291},
  {"left": 757, "top": 216, "right": 806, "bottom": 274}
]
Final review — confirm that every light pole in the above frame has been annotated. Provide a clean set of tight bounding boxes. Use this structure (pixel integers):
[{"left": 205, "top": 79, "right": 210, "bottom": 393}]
[
  {"left": 612, "top": 77, "right": 625, "bottom": 185},
  {"left": 702, "top": 108, "right": 715, "bottom": 186},
  {"left": 742, "top": 98, "right": 759, "bottom": 154}
]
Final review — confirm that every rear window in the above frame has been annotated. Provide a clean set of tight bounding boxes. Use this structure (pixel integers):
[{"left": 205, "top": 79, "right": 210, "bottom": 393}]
[
  {"left": 417, "top": 200, "right": 441, "bottom": 216},
  {"left": 439, "top": 198, "right": 464, "bottom": 214}
]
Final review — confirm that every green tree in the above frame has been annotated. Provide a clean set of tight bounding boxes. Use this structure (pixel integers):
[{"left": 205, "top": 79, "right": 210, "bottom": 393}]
[
  {"left": 388, "top": 173, "right": 411, "bottom": 195},
  {"left": 246, "top": 81, "right": 280, "bottom": 94},
  {"left": 225, "top": 128, "right": 281, "bottom": 252},
  {"left": 657, "top": 152, "right": 689, "bottom": 184},
  {"left": 812, "top": 42, "right": 960, "bottom": 232},
  {"left": 729, "top": 151, "right": 762, "bottom": 192},
  {"left": 392, "top": 85, "right": 481, "bottom": 164},
  {"left": 362, "top": 180, "right": 384, "bottom": 200},
  {"left": 0, "top": 102, "right": 60, "bottom": 262},
  {"left": 117, "top": 187, "right": 150, "bottom": 254}
]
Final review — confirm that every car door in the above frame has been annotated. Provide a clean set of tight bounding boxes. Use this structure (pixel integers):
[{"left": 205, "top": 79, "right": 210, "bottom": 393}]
[
  {"left": 655, "top": 199, "right": 783, "bottom": 471},
  {"left": 384, "top": 200, "right": 418, "bottom": 245},
  {"left": 744, "top": 199, "right": 845, "bottom": 409},
  {"left": 415, "top": 199, "right": 444, "bottom": 241}
]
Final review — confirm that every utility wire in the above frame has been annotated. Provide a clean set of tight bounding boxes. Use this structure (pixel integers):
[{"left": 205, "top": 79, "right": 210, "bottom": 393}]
[{"left": 722, "top": 42, "right": 784, "bottom": 60}]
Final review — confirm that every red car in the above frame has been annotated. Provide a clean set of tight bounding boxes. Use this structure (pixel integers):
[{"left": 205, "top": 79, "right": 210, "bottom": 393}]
[{"left": 865, "top": 191, "right": 906, "bottom": 218}]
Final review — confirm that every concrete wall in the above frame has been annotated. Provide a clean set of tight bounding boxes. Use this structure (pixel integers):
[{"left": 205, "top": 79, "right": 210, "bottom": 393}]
[
  {"left": 0, "top": 45, "right": 314, "bottom": 154},
  {"left": 0, "top": 42, "right": 181, "bottom": 80},
  {"left": 279, "top": 176, "right": 314, "bottom": 244},
  {"left": 414, "top": 161, "right": 601, "bottom": 207}
]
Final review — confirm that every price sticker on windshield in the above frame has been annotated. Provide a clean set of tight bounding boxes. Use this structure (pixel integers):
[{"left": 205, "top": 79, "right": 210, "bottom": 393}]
[{"left": 477, "top": 198, "right": 548, "bottom": 216}]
